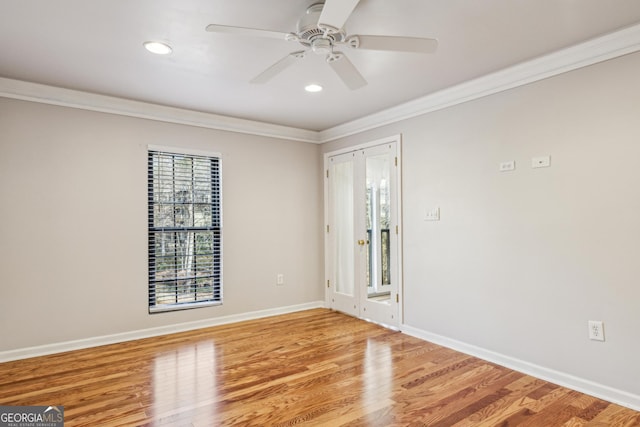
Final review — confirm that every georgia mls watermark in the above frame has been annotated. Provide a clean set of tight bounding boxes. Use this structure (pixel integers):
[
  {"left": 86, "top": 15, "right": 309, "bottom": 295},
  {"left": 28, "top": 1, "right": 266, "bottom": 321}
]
[{"left": 0, "top": 406, "right": 63, "bottom": 427}]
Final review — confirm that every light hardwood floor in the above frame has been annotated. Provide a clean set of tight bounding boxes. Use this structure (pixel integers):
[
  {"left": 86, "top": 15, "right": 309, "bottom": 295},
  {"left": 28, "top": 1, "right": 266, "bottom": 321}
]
[{"left": 0, "top": 308, "right": 638, "bottom": 426}]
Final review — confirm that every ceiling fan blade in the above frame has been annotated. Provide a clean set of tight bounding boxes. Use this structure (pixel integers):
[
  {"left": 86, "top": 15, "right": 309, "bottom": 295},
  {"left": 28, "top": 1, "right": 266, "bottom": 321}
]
[
  {"left": 349, "top": 35, "right": 438, "bottom": 53},
  {"left": 318, "top": 0, "right": 360, "bottom": 32},
  {"left": 206, "top": 24, "right": 291, "bottom": 41},
  {"left": 326, "top": 52, "right": 367, "bottom": 90},
  {"left": 250, "top": 51, "right": 306, "bottom": 84}
]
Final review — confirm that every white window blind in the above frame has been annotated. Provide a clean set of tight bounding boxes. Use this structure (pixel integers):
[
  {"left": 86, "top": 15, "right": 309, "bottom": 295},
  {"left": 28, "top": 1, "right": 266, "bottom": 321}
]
[{"left": 148, "top": 149, "right": 222, "bottom": 312}]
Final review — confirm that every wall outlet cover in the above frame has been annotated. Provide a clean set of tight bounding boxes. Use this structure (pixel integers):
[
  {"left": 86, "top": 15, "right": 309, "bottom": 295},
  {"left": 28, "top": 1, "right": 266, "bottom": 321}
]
[
  {"left": 499, "top": 161, "right": 516, "bottom": 172},
  {"left": 532, "top": 156, "right": 551, "bottom": 168},
  {"left": 588, "top": 320, "right": 605, "bottom": 341}
]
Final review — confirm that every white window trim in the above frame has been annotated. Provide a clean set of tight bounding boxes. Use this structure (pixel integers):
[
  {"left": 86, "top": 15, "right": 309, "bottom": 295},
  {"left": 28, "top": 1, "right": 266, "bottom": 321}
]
[{"left": 147, "top": 145, "right": 223, "bottom": 313}]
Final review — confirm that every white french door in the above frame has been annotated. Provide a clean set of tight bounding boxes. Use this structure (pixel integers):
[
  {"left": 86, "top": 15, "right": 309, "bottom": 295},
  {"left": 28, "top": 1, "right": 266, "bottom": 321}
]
[{"left": 325, "top": 136, "right": 401, "bottom": 328}]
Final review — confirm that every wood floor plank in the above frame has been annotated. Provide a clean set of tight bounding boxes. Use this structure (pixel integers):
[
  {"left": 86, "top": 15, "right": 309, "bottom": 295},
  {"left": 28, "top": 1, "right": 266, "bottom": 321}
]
[
  {"left": 586, "top": 403, "right": 640, "bottom": 426},
  {"left": 562, "top": 416, "right": 588, "bottom": 427},
  {"left": 415, "top": 370, "right": 524, "bottom": 425},
  {"left": 0, "top": 308, "right": 638, "bottom": 426}
]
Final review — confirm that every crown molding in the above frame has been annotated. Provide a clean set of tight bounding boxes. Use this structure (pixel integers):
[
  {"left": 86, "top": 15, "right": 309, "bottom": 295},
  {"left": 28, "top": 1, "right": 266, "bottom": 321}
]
[
  {"left": 0, "top": 78, "right": 320, "bottom": 143},
  {"left": 319, "top": 23, "right": 640, "bottom": 142},
  {"left": 2, "top": 23, "right": 639, "bottom": 144}
]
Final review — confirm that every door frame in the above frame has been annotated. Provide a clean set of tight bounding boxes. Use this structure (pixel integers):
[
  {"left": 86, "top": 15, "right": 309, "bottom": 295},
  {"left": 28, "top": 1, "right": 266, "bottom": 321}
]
[{"left": 323, "top": 134, "right": 403, "bottom": 328}]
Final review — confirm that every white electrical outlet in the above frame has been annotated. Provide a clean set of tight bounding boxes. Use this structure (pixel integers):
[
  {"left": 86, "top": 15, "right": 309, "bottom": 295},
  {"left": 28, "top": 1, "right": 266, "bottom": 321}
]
[
  {"left": 276, "top": 273, "right": 284, "bottom": 286},
  {"left": 588, "top": 320, "right": 605, "bottom": 341},
  {"left": 499, "top": 161, "right": 515, "bottom": 172}
]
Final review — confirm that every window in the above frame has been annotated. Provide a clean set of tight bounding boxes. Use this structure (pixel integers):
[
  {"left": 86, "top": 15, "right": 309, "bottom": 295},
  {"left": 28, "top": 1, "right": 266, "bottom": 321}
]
[{"left": 148, "top": 147, "right": 222, "bottom": 312}]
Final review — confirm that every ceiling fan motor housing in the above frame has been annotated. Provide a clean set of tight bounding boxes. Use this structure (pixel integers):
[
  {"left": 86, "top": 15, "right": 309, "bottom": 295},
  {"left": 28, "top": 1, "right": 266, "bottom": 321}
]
[{"left": 297, "top": 3, "right": 346, "bottom": 50}]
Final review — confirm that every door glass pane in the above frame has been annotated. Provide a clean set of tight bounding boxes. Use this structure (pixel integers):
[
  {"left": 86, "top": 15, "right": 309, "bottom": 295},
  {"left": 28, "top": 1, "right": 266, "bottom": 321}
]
[
  {"left": 366, "top": 154, "right": 391, "bottom": 296},
  {"left": 332, "top": 160, "right": 354, "bottom": 296}
]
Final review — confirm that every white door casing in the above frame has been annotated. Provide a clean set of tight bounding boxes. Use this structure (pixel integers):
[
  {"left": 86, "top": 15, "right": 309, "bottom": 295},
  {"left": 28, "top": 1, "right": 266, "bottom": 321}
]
[{"left": 324, "top": 135, "right": 402, "bottom": 328}]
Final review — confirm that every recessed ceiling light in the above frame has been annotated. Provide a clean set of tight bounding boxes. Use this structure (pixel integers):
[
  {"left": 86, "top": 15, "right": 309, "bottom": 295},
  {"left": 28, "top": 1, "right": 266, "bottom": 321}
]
[
  {"left": 143, "top": 41, "right": 172, "bottom": 55},
  {"left": 305, "top": 84, "right": 323, "bottom": 93}
]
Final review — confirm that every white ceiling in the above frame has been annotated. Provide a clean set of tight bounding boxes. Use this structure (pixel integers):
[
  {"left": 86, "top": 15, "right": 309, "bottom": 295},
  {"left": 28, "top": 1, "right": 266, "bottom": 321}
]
[{"left": 2, "top": 0, "right": 640, "bottom": 132}]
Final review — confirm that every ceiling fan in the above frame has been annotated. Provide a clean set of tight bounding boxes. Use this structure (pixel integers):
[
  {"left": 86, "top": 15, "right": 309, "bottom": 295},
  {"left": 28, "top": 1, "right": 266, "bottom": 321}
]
[{"left": 205, "top": 0, "right": 437, "bottom": 90}]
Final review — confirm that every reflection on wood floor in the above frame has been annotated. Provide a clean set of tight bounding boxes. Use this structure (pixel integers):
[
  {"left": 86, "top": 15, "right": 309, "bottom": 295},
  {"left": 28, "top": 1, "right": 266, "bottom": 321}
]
[{"left": 0, "top": 308, "right": 638, "bottom": 426}]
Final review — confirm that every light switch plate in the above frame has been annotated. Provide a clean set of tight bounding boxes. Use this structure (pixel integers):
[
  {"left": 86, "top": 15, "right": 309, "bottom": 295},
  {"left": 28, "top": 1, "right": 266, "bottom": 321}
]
[{"left": 425, "top": 207, "right": 440, "bottom": 221}]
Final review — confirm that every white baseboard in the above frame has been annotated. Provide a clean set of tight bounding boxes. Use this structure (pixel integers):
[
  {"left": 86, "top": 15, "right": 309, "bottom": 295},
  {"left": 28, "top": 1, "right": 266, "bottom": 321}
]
[
  {"left": 401, "top": 324, "right": 640, "bottom": 412},
  {"left": 0, "top": 301, "right": 326, "bottom": 363}
]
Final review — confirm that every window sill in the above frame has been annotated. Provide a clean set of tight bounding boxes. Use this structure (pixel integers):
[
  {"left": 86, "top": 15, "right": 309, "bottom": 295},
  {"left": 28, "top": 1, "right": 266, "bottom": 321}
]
[{"left": 149, "top": 300, "right": 223, "bottom": 314}]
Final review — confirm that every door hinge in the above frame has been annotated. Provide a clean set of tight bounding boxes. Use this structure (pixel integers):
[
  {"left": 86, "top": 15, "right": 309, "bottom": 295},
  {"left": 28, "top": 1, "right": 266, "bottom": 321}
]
[
  {"left": 326, "top": 224, "right": 330, "bottom": 233},
  {"left": 327, "top": 280, "right": 330, "bottom": 288},
  {"left": 326, "top": 169, "right": 329, "bottom": 178},
  {"left": 395, "top": 156, "right": 398, "bottom": 166},
  {"left": 395, "top": 225, "right": 398, "bottom": 234},
  {"left": 396, "top": 293, "right": 399, "bottom": 303}
]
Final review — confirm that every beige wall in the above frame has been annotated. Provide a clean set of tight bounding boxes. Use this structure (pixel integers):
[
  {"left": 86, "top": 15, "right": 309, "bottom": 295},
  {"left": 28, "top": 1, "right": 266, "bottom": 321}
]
[
  {"left": 323, "top": 52, "right": 640, "bottom": 397},
  {"left": 0, "top": 99, "right": 323, "bottom": 351},
  {"left": 3, "top": 50, "right": 640, "bottom": 403}
]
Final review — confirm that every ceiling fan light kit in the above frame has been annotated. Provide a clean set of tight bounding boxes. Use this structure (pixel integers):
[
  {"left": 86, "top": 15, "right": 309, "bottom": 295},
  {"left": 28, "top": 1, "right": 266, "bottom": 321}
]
[
  {"left": 205, "top": 0, "right": 437, "bottom": 90},
  {"left": 311, "top": 38, "right": 333, "bottom": 54}
]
